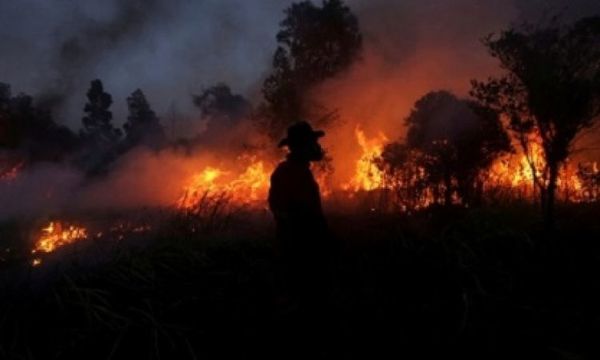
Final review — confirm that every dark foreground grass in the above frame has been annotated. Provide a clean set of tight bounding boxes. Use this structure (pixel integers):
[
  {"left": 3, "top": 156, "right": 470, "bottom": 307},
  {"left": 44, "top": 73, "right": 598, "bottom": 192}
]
[{"left": 1, "top": 204, "right": 600, "bottom": 359}]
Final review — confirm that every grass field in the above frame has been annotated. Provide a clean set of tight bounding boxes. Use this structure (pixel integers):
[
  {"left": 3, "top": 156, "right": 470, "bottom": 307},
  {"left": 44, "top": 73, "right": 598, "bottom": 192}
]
[{"left": 1, "top": 203, "right": 599, "bottom": 359}]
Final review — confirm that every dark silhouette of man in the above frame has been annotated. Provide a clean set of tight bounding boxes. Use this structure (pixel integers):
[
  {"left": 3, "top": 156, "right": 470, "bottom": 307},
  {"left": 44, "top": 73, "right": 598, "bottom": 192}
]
[{"left": 268, "top": 121, "right": 330, "bottom": 299}]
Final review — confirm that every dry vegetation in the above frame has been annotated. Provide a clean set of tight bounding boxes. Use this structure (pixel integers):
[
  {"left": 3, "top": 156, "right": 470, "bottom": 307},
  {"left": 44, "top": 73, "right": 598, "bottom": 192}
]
[{"left": 1, "top": 199, "right": 599, "bottom": 359}]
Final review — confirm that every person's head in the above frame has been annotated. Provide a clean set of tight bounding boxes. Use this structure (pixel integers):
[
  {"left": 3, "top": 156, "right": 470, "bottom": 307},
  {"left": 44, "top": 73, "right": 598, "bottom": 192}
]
[{"left": 278, "top": 121, "right": 325, "bottom": 162}]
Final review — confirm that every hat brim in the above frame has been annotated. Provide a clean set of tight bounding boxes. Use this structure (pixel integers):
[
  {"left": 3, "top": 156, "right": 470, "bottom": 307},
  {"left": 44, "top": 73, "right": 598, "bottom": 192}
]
[{"left": 278, "top": 130, "right": 325, "bottom": 148}]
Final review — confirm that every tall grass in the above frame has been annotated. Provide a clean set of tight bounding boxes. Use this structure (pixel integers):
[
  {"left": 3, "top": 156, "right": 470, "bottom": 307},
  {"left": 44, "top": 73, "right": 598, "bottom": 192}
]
[{"left": 0, "top": 203, "right": 599, "bottom": 358}]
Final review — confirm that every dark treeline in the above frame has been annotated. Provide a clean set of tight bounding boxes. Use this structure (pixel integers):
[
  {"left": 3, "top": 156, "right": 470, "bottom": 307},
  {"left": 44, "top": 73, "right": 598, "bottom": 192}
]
[
  {"left": 376, "top": 90, "right": 512, "bottom": 210},
  {"left": 0, "top": 0, "right": 362, "bottom": 176},
  {"left": 0, "top": 79, "right": 168, "bottom": 176},
  {"left": 0, "top": 78, "right": 252, "bottom": 176},
  {"left": 255, "top": 0, "right": 362, "bottom": 140}
]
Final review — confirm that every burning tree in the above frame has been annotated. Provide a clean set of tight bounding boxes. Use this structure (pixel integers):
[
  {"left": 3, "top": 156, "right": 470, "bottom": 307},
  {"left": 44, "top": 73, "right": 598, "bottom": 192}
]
[
  {"left": 399, "top": 91, "right": 511, "bottom": 207},
  {"left": 471, "top": 16, "right": 600, "bottom": 227},
  {"left": 577, "top": 162, "right": 600, "bottom": 202},
  {"left": 257, "top": 0, "right": 362, "bottom": 140},
  {"left": 376, "top": 142, "right": 430, "bottom": 212}
]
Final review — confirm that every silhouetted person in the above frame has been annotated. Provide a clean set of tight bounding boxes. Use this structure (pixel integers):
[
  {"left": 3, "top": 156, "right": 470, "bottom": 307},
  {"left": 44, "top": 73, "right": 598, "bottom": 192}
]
[{"left": 268, "top": 121, "right": 331, "bottom": 304}]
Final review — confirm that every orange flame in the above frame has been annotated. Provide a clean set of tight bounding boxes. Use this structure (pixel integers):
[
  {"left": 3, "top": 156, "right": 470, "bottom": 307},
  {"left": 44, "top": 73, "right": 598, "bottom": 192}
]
[
  {"left": 486, "top": 135, "right": 588, "bottom": 201},
  {"left": 32, "top": 222, "right": 88, "bottom": 254},
  {"left": 343, "top": 126, "right": 387, "bottom": 192},
  {"left": 31, "top": 221, "right": 88, "bottom": 265},
  {"left": 178, "top": 157, "right": 271, "bottom": 209}
]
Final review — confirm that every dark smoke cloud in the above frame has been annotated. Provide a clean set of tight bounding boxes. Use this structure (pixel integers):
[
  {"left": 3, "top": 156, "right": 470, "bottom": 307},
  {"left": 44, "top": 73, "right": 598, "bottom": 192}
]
[
  {"left": 0, "top": 0, "right": 291, "bottom": 130},
  {"left": 49, "top": 0, "right": 164, "bottom": 103},
  {"left": 0, "top": 0, "right": 598, "bottom": 132}
]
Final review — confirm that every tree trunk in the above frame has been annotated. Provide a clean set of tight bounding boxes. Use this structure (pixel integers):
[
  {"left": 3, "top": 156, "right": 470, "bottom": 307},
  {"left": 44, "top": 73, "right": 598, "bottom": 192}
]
[
  {"left": 444, "top": 172, "right": 453, "bottom": 207},
  {"left": 473, "top": 179, "right": 484, "bottom": 207},
  {"left": 543, "top": 162, "right": 560, "bottom": 229}
]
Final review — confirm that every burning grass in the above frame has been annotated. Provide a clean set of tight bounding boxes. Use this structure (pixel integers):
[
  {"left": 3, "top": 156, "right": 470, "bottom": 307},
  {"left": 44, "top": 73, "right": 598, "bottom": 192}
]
[
  {"left": 0, "top": 124, "right": 595, "bottom": 273},
  {"left": 31, "top": 221, "right": 88, "bottom": 265},
  {"left": 6, "top": 127, "right": 596, "bottom": 269},
  {"left": 177, "top": 157, "right": 271, "bottom": 210}
]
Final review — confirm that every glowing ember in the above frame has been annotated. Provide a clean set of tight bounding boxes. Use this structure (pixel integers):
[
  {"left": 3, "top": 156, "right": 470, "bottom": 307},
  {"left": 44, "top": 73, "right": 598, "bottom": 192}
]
[
  {"left": 32, "top": 221, "right": 88, "bottom": 254},
  {"left": 577, "top": 162, "right": 600, "bottom": 202},
  {"left": 0, "top": 161, "right": 24, "bottom": 182},
  {"left": 343, "top": 126, "right": 388, "bottom": 191}
]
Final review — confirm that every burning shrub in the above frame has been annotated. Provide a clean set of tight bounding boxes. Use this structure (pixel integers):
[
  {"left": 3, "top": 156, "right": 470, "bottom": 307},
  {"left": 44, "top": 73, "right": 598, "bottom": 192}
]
[
  {"left": 375, "top": 142, "right": 431, "bottom": 212},
  {"left": 471, "top": 16, "right": 600, "bottom": 226},
  {"left": 373, "top": 91, "right": 512, "bottom": 209},
  {"left": 577, "top": 162, "right": 600, "bottom": 203}
]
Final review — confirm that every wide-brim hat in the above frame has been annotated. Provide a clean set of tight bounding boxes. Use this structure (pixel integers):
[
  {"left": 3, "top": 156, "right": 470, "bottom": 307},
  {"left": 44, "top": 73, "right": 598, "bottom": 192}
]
[{"left": 278, "top": 121, "right": 325, "bottom": 148}]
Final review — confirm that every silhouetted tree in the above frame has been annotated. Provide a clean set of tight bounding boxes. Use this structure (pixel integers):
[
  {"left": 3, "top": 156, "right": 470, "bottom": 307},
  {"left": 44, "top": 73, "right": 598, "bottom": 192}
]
[
  {"left": 194, "top": 84, "right": 250, "bottom": 121},
  {"left": 123, "top": 89, "right": 166, "bottom": 150},
  {"left": 404, "top": 91, "right": 511, "bottom": 206},
  {"left": 193, "top": 83, "right": 251, "bottom": 137},
  {"left": 80, "top": 79, "right": 121, "bottom": 148},
  {"left": 471, "top": 16, "right": 600, "bottom": 227},
  {"left": 376, "top": 142, "right": 428, "bottom": 211},
  {"left": 78, "top": 79, "right": 121, "bottom": 174},
  {"left": 0, "top": 83, "right": 15, "bottom": 149},
  {"left": 0, "top": 82, "right": 78, "bottom": 164},
  {"left": 257, "top": 0, "right": 362, "bottom": 140}
]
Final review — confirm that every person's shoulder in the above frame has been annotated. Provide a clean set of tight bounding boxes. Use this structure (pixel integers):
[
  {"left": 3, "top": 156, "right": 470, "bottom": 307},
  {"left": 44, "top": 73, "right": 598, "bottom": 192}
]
[
  {"left": 271, "top": 160, "right": 305, "bottom": 181},
  {"left": 272, "top": 160, "right": 288, "bottom": 173},
  {"left": 271, "top": 161, "right": 290, "bottom": 180}
]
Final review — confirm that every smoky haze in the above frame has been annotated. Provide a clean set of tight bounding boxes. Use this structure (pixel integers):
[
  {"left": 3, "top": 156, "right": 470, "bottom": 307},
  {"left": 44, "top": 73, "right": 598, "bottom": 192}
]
[
  {"left": 0, "top": 0, "right": 289, "bottom": 131},
  {"left": 1, "top": 0, "right": 598, "bottom": 133},
  {"left": 312, "top": 0, "right": 600, "bottom": 183}
]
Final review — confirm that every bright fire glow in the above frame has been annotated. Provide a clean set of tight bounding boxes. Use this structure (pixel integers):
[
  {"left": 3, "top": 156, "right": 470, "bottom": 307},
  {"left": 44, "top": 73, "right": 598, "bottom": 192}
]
[
  {"left": 343, "top": 126, "right": 388, "bottom": 191},
  {"left": 32, "top": 222, "right": 88, "bottom": 254},
  {"left": 31, "top": 221, "right": 88, "bottom": 265},
  {"left": 487, "top": 140, "right": 545, "bottom": 189},
  {"left": 486, "top": 136, "right": 586, "bottom": 201},
  {"left": 178, "top": 157, "right": 271, "bottom": 209}
]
